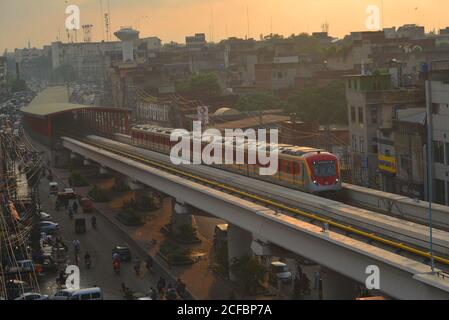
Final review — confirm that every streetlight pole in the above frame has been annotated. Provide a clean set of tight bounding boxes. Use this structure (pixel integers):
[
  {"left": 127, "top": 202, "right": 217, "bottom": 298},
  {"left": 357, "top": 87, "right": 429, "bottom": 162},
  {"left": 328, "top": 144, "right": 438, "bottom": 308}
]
[{"left": 425, "top": 67, "right": 435, "bottom": 274}]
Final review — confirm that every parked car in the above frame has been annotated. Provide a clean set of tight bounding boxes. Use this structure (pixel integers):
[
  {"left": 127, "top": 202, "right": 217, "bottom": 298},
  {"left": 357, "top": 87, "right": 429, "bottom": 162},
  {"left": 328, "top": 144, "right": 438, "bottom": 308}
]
[
  {"left": 50, "top": 289, "right": 76, "bottom": 300},
  {"left": 39, "top": 221, "right": 59, "bottom": 234},
  {"left": 112, "top": 246, "right": 132, "bottom": 261},
  {"left": 5, "top": 260, "right": 36, "bottom": 274},
  {"left": 38, "top": 212, "right": 52, "bottom": 221},
  {"left": 69, "top": 287, "right": 103, "bottom": 300},
  {"left": 15, "top": 293, "right": 49, "bottom": 300},
  {"left": 270, "top": 261, "right": 293, "bottom": 284}
]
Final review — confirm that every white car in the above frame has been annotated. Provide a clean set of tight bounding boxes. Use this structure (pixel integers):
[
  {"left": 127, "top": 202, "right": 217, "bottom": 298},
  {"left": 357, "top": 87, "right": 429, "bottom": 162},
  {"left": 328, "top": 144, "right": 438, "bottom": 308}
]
[
  {"left": 38, "top": 212, "right": 52, "bottom": 221},
  {"left": 50, "top": 289, "right": 76, "bottom": 300},
  {"left": 15, "top": 293, "right": 49, "bottom": 300}
]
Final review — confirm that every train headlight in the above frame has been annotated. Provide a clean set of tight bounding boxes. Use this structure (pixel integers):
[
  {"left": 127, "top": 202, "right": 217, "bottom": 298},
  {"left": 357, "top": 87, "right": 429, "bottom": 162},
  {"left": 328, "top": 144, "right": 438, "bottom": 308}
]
[{"left": 313, "top": 180, "right": 319, "bottom": 186}]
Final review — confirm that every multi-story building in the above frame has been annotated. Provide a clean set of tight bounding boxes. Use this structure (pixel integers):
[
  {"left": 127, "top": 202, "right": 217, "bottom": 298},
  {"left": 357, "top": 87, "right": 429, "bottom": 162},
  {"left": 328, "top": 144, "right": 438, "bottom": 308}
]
[
  {"left": 392, "top": 108, "right": 426, "bottom": 199},
  {"left": 0, "top": 56, "right": 7, "bottom": 98},
  {"left": 345, "top": 73, "right": 425, "bottom": 188},
  {"left": 427, "top": 61, "right": 449, "bottom": 205},
  {"left": 14, "top": 46, "right": 52, "bottom": 80},
  {"left": 51, "top": 35, "right": 161, "bottom": 84}
]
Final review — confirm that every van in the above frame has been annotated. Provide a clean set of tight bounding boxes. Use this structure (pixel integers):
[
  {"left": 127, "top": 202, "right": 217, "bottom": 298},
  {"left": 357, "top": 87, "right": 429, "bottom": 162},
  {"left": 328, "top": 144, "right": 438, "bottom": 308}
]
[
  {"left": 6, "top": 260, "right": 35, "bottom": 274},
  {"left": 49, "top": 182, "right": 59, "bottom": 195},
  {"left": 69, "top": 287, "right": 103, "bottom": 300}
]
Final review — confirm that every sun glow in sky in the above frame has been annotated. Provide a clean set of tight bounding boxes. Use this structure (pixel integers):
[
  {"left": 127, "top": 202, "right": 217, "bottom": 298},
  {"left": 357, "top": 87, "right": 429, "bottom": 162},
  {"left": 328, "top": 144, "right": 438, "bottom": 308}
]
[{"left": 1, "top": 0, "right": 448, "bottom": 52}]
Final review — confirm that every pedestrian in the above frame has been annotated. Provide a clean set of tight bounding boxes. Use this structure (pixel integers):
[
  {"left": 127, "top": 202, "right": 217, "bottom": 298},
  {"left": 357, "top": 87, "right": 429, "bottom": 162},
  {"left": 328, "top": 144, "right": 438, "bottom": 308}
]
[
  {"left": 175, "top": 278, "right": 186, "bottom": 298},
  {"left": 134, "top": 257, "right": 141, "bottom": 276},
  {"left": 72, "top": 201, "right": 78, "bottom": 214},
  {"left": 166, "top": 283, "right": 177, "bottom": 300},
  {"left": 157, "top": 276, "right": 166, "bottom": 296},
  {"left": 68, "top": 206, "right": 74, "bottom": 219},
  {"left": 146, "top": 255, "right": 153, "bottom": 272},
  {"left": 148, "top": 287, "right": 158, "bottom": 300}
]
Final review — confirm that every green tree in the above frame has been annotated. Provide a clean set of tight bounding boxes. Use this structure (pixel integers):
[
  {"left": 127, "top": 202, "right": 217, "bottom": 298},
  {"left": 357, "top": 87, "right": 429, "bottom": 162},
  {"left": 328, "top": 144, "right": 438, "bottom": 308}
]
[
  {"left": 230, "top": 255, "right": 266, "bottom": 295},
  {"left": 236, "top": 91, "right": 286, "bottom": 111},
  {"left": 176, "top": 72, "right": 221, "bottom": 97},
  {"left": 287, "top": 80, "right": 347, "bottom": 125}
]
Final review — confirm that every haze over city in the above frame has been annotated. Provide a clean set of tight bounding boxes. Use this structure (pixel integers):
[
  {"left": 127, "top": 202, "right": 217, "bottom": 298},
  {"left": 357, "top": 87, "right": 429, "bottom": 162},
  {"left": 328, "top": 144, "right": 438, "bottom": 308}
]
[{"left": 1, "top": 0, "right": 449, "bottom": 52}]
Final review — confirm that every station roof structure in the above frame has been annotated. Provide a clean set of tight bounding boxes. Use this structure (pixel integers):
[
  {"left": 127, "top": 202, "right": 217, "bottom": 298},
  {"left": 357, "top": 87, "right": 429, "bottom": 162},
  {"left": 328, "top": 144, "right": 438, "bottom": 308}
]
[{"left": 21, "top": 86, "right": 92, "bottom": 118}]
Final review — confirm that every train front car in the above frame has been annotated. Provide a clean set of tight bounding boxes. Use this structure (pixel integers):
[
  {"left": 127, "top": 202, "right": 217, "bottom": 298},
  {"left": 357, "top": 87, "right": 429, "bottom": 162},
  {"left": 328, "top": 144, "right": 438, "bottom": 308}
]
[{"left": 304, "top": 151, "right": 341, "bottom": 193}]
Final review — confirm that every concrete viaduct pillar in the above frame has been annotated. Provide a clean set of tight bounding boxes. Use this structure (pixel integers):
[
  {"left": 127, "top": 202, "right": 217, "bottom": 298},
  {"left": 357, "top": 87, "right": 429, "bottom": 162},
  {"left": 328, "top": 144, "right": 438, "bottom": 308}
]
[
  {"left": 170, "top": 199, "right": 197, "bottom": 238},
  {"left": 227, "top": 224, "right": 253, "bottom": 281},
  {"left": 321, "top": 267, "right": 358, "bottom": 300}
]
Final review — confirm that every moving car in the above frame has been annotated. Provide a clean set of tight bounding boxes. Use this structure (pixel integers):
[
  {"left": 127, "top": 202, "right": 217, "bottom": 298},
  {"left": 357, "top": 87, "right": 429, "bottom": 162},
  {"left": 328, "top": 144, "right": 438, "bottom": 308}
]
[
  {"left": 38, "top": 212, "right": 52, "bottom": 221},
  {"left": 15, "top": 293, "right": 49, "bottom": 300},
  {"left": 69, "top": 287, "right": 103, "bottom": 300},
  {"left": 112, "top": 246, "right": 132, "bottom": 261},
  {"left": 50, "top": 289, "right": 77, "bottom": 300},
  {"left": 39, "top": 221, "right": 59, "bottom": 234}
]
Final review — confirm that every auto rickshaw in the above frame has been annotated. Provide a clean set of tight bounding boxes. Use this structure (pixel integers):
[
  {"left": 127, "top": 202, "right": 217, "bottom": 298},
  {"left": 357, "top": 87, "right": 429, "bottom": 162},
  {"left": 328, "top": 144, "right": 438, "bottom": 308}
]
[{"left": 75, "top": 218, "right": 86, "bottom": 234}]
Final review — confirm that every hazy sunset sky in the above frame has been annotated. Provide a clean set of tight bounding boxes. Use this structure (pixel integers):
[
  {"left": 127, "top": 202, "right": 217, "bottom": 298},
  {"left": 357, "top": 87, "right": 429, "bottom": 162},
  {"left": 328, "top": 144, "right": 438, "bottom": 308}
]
[{"left": 1, "top": 0, "right": 449, "bottom": 52}]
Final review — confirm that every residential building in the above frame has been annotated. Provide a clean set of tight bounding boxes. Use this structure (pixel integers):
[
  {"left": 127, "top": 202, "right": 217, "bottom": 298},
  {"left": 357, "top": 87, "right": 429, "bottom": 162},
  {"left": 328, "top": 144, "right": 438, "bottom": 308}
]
[
  {"left": 345, "top": 73, "right": 425, "bottom": 188},
  {"left": 392, "top": 109, "right": 426, "bottom": 199},
  {"left": 0, "top": 56, "right": 7, "bottom": 97},
  {"left": 427, "top": 61, "right": 449, "bottom": 205}
]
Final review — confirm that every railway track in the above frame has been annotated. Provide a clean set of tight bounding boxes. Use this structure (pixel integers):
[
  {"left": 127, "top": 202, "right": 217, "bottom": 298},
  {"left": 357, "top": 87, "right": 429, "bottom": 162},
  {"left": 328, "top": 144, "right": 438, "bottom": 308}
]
[{"left": 65, "top": 133, "right": 449, "bottom": 272}]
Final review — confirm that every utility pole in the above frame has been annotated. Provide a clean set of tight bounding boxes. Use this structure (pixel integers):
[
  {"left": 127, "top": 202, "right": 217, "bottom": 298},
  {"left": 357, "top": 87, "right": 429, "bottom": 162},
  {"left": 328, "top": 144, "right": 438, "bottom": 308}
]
[{"left": 425, "top": 65, "right": 435, "bottom": 274}]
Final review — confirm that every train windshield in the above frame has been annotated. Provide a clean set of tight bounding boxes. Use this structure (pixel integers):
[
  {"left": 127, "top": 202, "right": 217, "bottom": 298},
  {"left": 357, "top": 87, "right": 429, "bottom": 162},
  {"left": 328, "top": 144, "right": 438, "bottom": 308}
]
[{"left": 312, "top": 161, "right": 337, "bottom": 177}]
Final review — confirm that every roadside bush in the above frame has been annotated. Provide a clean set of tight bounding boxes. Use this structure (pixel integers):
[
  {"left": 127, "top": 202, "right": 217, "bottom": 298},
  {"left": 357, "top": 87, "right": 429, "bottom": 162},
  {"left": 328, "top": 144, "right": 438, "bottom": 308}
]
[
  {"left": 176, "top": 224, "right": 198, "bottom": 242},
  {"left": 230, "top": 255, "right": 266, "bottom": 295},
  {"left": 70, "top": 170, "right": 89, "bottom": 187},
  {"left": 88, "top": 186, "right": 110, "bottom": 202},
  {"left": 159, "top": 240, "right": 192, "bottom": 265}
]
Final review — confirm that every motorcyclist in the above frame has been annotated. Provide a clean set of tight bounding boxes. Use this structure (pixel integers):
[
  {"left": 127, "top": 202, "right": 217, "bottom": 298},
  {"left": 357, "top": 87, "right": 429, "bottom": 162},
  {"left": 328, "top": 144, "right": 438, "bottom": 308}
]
[
  {"left": 91, "top": 216, "right": 97, "bottom": 229},
  {"left": 84, "top": 251, "right": 91, "bottom": 267},
  {"left": 73, "top": 239, "right": 80, "bottom": 254},
  {"left": 134, "top": 257, "right": 141, "bottom": 276},
  {"left": 112, "top": 252, "right": 121, "bottom": 273}
]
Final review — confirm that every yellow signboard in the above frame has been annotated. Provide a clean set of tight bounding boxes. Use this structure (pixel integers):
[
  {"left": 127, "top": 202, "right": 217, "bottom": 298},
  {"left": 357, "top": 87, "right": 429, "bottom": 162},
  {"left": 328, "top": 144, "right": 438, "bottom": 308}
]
[{"left": 378, "top": 155, "right": 396, "bottom": 174}]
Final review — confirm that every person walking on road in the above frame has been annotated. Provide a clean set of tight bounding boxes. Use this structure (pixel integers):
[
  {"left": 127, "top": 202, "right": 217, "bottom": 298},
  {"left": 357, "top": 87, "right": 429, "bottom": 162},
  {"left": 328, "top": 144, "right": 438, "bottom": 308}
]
[
  {"left": 175, "top": 278, "right": 186, "bottom": 299},
  {"left": 157, "top": 277, "right": 166, "bottom": 297},
  {"left": 72, "top": 201, "right": 78, "bottom": 215},
  {"left": 134, "top": 257, "right": 141, "bottom": 276},
  {"left": 146, "top": 255, "right": 154, "bottom": 273}
]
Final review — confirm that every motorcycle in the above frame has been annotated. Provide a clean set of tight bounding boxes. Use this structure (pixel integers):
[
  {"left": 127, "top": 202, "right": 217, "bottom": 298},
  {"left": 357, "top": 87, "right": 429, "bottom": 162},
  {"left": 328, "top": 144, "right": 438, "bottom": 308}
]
[
  {"left": 113, "top": 260, "right": 120, "bottom": 275},
  {"left": 85, "top": 257, "right": 92, "bottom": 269}
]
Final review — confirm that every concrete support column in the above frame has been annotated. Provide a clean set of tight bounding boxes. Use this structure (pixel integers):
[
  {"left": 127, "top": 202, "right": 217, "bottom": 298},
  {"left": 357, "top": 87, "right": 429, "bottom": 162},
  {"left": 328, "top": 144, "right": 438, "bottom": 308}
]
[
  {"left": 99, "top": 166, "right": 109, "bottom": 175},
  {"left": 227, "top": 224, "right": 253, "bottom": 281},
  {"left": 320, "top": 268, "right": 358, "bottom": 300},
  {"left": 170, "top": 199, "right": 196, "bottom": 237}
]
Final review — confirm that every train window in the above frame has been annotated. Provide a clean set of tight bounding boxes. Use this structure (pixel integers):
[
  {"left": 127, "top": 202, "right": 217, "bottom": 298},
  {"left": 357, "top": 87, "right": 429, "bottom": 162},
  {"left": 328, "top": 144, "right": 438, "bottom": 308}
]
[
  {"left": 294, "top": 162, "right": 300, "bottom": 175},
  {"left": 312, "top": 161, "right": 337, "bottom": 177}
]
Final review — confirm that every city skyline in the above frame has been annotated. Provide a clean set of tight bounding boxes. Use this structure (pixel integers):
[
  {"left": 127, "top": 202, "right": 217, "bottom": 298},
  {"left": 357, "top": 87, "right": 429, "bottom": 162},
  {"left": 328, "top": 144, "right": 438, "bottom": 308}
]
[{"left": 1, "top": 0, "right": 449, "bottom": 52}]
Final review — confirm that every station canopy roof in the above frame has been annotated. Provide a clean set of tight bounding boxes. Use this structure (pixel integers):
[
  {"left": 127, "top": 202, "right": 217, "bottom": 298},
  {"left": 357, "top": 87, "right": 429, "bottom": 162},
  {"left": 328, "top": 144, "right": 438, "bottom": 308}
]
[{"left": 21, "top": 86, "right": 92, "bottom": 118}]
